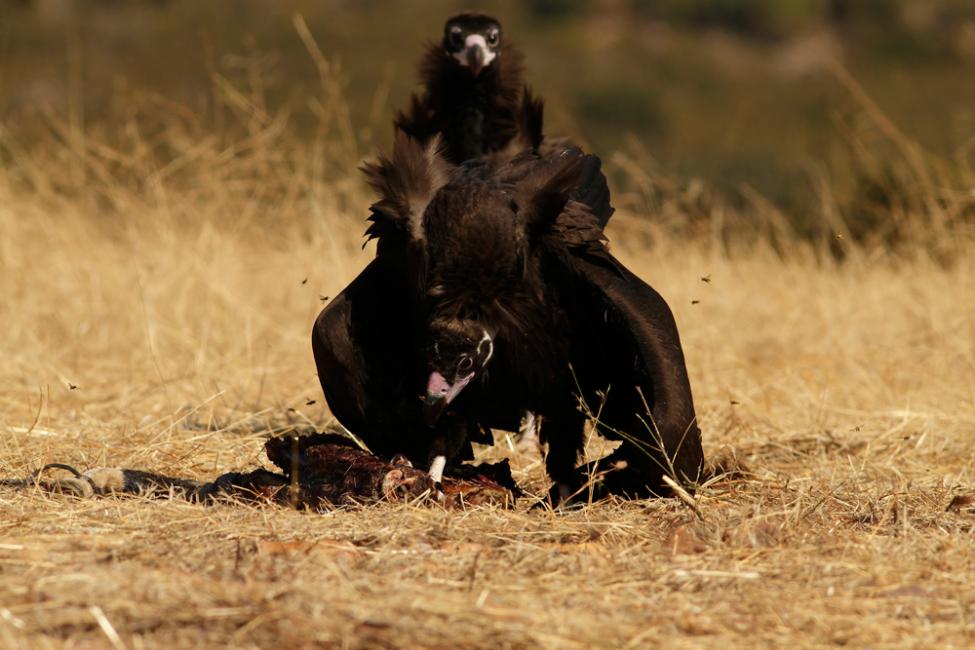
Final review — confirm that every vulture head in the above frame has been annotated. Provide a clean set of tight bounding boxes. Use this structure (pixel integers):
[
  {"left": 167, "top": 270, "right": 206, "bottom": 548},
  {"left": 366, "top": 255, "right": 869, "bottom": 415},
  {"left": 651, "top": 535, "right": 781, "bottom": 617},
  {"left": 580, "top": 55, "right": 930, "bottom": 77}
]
[
  {"left": 422, "top": 318, "right": 494, "bottom": 425},
  {"left": 363, "top": 133, "right": 601, "bottom": 427},
  {"left": 442, "top": 12, "right": 502, "bottom": 76}
]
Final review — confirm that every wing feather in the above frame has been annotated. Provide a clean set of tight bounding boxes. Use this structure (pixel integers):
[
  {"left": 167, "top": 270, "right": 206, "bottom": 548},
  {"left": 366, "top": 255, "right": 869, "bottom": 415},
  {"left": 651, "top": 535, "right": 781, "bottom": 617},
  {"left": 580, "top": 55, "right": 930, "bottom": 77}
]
[
  {"left": 361, "top": 132, "right": 452, "bottom": 244},
  {"left": 553, "top": 248, "right": 704, "bottom": 484}
]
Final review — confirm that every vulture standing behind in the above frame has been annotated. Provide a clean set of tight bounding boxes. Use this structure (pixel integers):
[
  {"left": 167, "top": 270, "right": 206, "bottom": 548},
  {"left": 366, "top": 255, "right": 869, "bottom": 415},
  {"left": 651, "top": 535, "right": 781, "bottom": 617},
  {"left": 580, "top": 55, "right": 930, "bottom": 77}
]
[
  {"left": 393, "top": 12, "right": 607, "bottom": 228},
  {"left": 312, "top": 135, "right": 705, "bottom": 502},
  {"left": 395, "top": 12, "right": 534, "bottom": 165}
]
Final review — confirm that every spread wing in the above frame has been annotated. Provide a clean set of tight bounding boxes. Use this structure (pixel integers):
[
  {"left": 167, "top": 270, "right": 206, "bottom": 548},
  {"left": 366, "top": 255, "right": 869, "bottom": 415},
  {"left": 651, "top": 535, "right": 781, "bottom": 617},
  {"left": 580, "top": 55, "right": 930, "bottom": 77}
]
[
  {"left": 565, "top": 248, "right": 704, "bottom": 483},
  {"left": 522, "top": 157, "right": 702, "bottom": 484}
]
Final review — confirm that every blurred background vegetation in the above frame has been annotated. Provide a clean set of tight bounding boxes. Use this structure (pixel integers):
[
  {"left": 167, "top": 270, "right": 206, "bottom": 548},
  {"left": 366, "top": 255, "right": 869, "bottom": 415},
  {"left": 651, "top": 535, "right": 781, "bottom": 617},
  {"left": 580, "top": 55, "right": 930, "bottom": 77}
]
[{"left": 1, "top": 0, "right": 974, "bottom": 247}]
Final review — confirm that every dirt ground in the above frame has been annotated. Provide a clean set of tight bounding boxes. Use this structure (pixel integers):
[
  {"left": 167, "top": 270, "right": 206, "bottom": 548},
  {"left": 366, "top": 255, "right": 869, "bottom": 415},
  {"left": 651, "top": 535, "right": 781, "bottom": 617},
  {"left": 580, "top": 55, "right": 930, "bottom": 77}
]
[{"left": 1, "top": 146, "right": 974, "bottom": 648}]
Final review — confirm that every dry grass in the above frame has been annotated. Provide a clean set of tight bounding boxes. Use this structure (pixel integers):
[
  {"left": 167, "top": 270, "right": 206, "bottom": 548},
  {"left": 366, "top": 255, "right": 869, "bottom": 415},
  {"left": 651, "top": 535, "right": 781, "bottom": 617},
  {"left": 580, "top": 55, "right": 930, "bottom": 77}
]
[{"left": 2, "top": 98, "right": 975, "bottom": 649}]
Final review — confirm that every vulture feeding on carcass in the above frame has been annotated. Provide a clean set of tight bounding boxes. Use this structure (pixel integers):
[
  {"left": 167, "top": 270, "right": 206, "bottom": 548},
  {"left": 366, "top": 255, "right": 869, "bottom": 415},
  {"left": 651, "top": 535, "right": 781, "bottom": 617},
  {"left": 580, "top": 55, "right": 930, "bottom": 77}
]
[
  {"left": 312, "top": 134, "right": 704, "bottom": 503},
  {"left": 394, "top": 12, "right": 548, "bottom": 166}
]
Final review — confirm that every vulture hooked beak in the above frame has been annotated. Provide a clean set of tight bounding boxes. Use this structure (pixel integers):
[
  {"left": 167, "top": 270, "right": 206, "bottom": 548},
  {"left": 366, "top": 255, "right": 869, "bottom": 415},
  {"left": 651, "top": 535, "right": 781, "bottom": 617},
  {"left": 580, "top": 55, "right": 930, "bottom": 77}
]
[
  {"left": 452, "top": 34, "right": 496, "bottom": 76},
  {"left": 466, "top": 43, "right": 486, "bottom": 75},
  {"left": 422, "top": 370, "right": 475, "bottom": 426}
]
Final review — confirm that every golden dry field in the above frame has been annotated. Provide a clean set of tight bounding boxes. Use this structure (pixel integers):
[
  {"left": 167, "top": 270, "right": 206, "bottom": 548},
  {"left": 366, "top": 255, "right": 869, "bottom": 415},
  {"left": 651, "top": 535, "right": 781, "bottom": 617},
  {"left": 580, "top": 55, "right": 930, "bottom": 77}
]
[{"left": 2, "top": 96, "right": 975, "bottom": 648}]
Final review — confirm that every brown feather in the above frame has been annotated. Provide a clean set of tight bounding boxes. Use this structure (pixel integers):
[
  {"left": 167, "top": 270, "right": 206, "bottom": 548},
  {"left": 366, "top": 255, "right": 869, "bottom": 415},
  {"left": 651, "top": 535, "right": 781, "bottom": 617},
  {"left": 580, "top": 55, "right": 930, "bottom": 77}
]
[{"left": 361, "top": 133, "right": 452, "bottom": 243}]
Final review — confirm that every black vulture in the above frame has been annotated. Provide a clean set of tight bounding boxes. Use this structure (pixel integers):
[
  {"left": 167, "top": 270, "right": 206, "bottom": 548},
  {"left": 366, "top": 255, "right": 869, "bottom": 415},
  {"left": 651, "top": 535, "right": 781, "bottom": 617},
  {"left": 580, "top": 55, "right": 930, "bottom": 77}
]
[
  {"left": 395, "top": 12, "right": 543, "bottom": 165},
  {"left": 391, "top": 13, "right": 609, "bottom": 228},
  {"left": 312, "top": 134, "right": 704, "bottom": 502}
]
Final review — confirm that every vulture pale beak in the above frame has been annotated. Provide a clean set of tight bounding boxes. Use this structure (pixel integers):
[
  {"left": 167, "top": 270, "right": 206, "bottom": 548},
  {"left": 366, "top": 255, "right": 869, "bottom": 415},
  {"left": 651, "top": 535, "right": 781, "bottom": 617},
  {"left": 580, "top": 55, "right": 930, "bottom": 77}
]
[
  {"left": 422, "top": 370, "right": 474, "bottom": 426},
  {"left": 452, "top": 34, "right": 494, "bottom": 76},
  {"left": 466, "top": 44, "right": 486, "bottom": 75}
]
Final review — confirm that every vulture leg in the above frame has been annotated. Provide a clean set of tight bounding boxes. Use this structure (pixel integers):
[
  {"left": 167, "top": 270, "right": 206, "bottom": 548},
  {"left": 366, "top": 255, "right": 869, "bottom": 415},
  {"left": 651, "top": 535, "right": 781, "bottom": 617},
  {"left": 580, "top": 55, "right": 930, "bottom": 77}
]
[
  {"left": 428, "top": 455, "right": 446, "bottom": 485},
  {"left": 516, "top": 411, "right": 540, "bottom": 450},
  {"left": 425, "top": 414, "right": 478, "bottom": 496},
  {"left": 427, "top": 454, "right": 447, "bottom": 503},
  {"left": 539, "top": 407, "right": 587, "bottom": 505}
]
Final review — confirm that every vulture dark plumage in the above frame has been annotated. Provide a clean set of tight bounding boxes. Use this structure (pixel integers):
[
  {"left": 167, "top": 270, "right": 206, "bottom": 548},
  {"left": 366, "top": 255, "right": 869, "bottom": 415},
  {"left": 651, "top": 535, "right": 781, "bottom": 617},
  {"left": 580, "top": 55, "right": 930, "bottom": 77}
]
[
  {"left": 312, "top": 134, "right": 704, "bottom": 502},
  {"left": 394, "top": 12, "right": 546, "bottom": 166}
]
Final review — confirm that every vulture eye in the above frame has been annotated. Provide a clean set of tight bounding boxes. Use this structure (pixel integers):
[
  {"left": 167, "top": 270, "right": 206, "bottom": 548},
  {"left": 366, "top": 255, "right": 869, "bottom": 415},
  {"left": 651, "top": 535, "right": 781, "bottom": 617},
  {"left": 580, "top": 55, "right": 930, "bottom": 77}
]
[
  {"left": 457, "top": 356, "right": 474, "bottom": 373},
  {"left": 487, "top": 30, "right": 499, "bottom": 46},
  {"left": 449, "top": 27, "right": 463, "bottom": 47}
]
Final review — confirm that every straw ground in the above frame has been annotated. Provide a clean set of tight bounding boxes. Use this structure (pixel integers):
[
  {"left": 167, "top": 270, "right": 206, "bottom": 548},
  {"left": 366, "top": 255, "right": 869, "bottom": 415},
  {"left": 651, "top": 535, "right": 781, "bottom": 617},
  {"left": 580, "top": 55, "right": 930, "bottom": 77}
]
[{"left": 1, "top": 102, "right": 974, "bottom": 647}]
